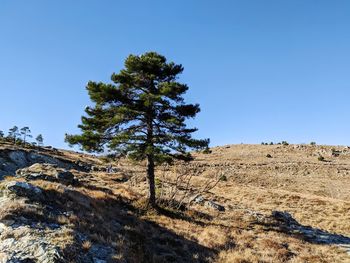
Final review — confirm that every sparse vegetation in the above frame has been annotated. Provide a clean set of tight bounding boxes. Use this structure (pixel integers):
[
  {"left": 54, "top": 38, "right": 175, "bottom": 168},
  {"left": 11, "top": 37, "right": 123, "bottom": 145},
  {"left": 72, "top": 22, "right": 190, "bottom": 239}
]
[
  {"left": 219, "top": 175, "right": 228, "bottom": 181},
  {"left": 332, "top": 148, "right": 341, "bottom": 157},
  {"left": 1, "top": 126, "right": 45, "bottom": 147},
  {"left": 8, "top": 126, "right": 20, "bottom": 144},
  {"left": 318, "top": 155, "right": 325, "bottom": 162},
  {"left": 203, "top": 147, "right": 212, "bottom": 154},
  {"left": 1, "top": 142, "right": 349, "bottom": 262},
  {"left": 35, "top": 134, "right": 44, "bottom": 147},
  {"left": 20, "top": 126, "right": 32, "bottom": 145}
]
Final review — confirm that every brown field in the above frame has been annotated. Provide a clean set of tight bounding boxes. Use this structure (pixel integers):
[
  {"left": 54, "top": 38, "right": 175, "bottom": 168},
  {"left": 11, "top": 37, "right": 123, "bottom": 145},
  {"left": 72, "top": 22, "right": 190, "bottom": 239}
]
[
  {"left": 1, "top": 142, "right": 350, "bottom": 262},
  {"left": 124, "top": 144, "right": 350, "bottom": 262}
]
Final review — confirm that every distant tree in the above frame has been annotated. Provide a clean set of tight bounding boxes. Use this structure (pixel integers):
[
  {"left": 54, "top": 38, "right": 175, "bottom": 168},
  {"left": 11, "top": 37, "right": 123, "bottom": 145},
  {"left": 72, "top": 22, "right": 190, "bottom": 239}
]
[
  {"left": 0, "top": 130, "right": 4, "bottom": 138},
  {"left": 65, "top": 52, "right": 209, "bottom": 207},
  {"left": 8, "top": 126, "right": 20, "bottom": 144},
  {"left": 310, "top": 142, "right": 316, "bottom": 146},
  {"left": 36, "top": 134, "right": 44, "bottom": 146},
  {"left": 15, "top": 137, "right": 24, "bottom": 145},
  {"left": 20, "top": 127, "right": 32, "bottom": 145}
]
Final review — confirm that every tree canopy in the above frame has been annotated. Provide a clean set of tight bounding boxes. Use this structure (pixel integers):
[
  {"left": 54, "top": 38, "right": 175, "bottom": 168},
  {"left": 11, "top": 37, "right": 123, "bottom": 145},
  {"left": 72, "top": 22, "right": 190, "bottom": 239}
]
[{"left": 66, "top": 52, "right": 209, "bottom": 206}]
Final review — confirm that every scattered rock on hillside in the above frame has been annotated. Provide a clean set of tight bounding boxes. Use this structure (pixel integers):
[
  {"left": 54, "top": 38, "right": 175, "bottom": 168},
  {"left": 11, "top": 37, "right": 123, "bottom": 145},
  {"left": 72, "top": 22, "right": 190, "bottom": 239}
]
[
  {"left": 271, "top": 211, "right": 298, "bottom": 225},
  {"left": 16, "top": 163, "right": 57, "bottom": 176},
  {"left": 190, "top": 194, "right": 225, "bottom": 211},
  {"left": 0, "top": 225, "right": 64, "bottom": 263},
  {"left": 193, "top": 195, "right": 205, "bottom": 204},
  {"left": 16, "top": 163, "right": 77, "bottom": 185},
  {"left": 205, "top": 200, "right": 225, "bottom": 212},
  {"left": 55, "top": 170, "right": 75, "bottom": 185},
  {"left": 0, "top": 149, "right": 89, "bottom": 178},
  {"left": 4, "top": 181, "right": 43, "bottom": 200},
  {"left": 268, "top": 211, "right": 350, "bottom": 255}
]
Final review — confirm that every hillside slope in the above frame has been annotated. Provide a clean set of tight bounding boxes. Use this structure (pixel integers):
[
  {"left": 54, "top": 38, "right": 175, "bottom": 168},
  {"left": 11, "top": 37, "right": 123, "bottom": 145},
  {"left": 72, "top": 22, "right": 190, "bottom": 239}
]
[{"left": 0, "top": 142, "right": 349, "bottom": 262}]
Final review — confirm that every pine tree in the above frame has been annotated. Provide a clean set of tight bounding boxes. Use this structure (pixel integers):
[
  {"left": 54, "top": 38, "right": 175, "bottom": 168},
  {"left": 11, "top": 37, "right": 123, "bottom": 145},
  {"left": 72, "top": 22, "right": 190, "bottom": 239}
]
[
  {"left": 0, "top": 130, "right": 4, "bottom": 138},
  {"left": 20, "top": 127, "right": 32, "bottom": 145},
  {"left": 8, "top": 126, "right": 20, "bottom": 144},
  {"left": 36, "top": 134, "right": 44, "bottom": 146},
  {"left": 66, "top": 52, "right": 209, "bottom": 207}
]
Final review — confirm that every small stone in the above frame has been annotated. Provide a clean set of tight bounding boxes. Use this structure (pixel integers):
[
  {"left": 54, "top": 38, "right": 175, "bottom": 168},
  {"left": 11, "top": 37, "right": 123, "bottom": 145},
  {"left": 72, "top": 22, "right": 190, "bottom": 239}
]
[
  {"left": 205, "top": 200, "right": 225, "bottom": 211},
  {"left": 194, "top": 195, "right": 204, "bottom": 204},
  {"left": 55, "top": 170, "right": 75, "bottom": 184}
]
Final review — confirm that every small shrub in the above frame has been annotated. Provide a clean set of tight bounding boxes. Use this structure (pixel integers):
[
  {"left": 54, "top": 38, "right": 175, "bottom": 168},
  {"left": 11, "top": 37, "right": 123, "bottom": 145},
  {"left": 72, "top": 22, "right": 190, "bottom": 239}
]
[
  {"left": 331, "top": 148, "right": 341, "bottom": 157},
  {"left": 220, "top": 175, "right": 228, "bottom": 181},
  {"left": 203, "top": 148, "right": 212, "bottom": 154},
  {"left": 155, "top": 178, "right": 161, "bottom": 188},
  {"left": 266, "top": 154, "right": 272, "bottom": 158},
  {"left": 99, "top": 156, "right": 110, "bottom": 163},
  {"left": 15, "top": 140, "right": 23, "bottom": 146},
  {"left": 281, "top": 141, "right": 289, "bottom": 146},
  {"left": 155, "top": 177, "right": 162, "bottom": 197},
  {"left": 269, "top": 142, "right": 274, "bottom": 145},
  {"left": 310, "top": 142, "right": 316, "bottom": 146},
  {"left": 318, "top": 155, "right": 325, "bottom": 162},
  {"left": 82, "top": 240, "right": 92, "bottom": 251}
]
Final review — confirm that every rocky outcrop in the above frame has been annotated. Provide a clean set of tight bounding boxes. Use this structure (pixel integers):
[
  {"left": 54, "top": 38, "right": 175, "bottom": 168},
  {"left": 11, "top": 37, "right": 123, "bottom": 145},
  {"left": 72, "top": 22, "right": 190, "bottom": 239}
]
[
  {"left": 4, "top": 181, "right": 43, "bottom": 200},
  {"left": 15, "top": 163, "right": 77, "bottom": 186},
  {"left": 268, "top": 211, "right": 350, "bottom": 255},
  {"left": 0, "top": 179, "right": 65, "bottom": 262},
  {"left": 0, "top": 224, "right": 64, "bottom": 263},
  {"left": 0, "top": 149, "right": 89, "bottom": 179},
  {"left": 191, "top": 194, "right": 225, "bottom": 212},
  {"left": 205, "top": 200, "right": 225, "bottom": 212},
  {"left": 0, "top": 173, "right": 115, "bottom": 262}
]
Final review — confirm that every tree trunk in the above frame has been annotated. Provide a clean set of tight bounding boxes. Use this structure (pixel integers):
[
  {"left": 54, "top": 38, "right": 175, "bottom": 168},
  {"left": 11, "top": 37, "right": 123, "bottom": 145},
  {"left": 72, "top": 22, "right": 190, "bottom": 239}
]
[
  {"left": 146, "top": 83, "right": 156, "bottom": 208},
  {"left": 147, "top": 154, "right": 156, "bottom": 207}
]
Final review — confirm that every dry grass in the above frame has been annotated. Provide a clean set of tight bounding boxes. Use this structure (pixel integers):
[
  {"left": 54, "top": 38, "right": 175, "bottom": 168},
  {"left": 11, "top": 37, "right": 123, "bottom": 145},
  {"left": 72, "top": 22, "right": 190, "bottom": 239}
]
[{"left": 1, "top": 142, "right": 350, "bottom": 262}]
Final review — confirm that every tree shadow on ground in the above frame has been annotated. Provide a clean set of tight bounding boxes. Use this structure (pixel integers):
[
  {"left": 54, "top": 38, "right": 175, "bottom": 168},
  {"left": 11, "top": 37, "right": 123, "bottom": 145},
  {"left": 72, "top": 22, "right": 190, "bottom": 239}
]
[
  {"left": 75, "top": 179, "right": 114, "bottom": 194},
  {"left": 9, "top": 186, "right": 218, "bottom": 263},
  {"left": 258, "top": 211, "right": 350, "bottom": 248}
]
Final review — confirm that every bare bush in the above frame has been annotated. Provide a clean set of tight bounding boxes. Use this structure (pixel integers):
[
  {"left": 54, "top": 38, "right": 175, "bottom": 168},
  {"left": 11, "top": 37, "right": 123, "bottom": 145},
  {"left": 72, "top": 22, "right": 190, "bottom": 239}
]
[{"left": 156, "top": 165, "right": 231, "bottom": 209}]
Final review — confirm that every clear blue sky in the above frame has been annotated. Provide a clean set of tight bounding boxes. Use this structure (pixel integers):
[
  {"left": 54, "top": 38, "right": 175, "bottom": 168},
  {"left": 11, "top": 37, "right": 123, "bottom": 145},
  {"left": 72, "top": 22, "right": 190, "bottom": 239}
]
[{"left": 1, "top": 0, "right": 350, "bottom": 149}]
